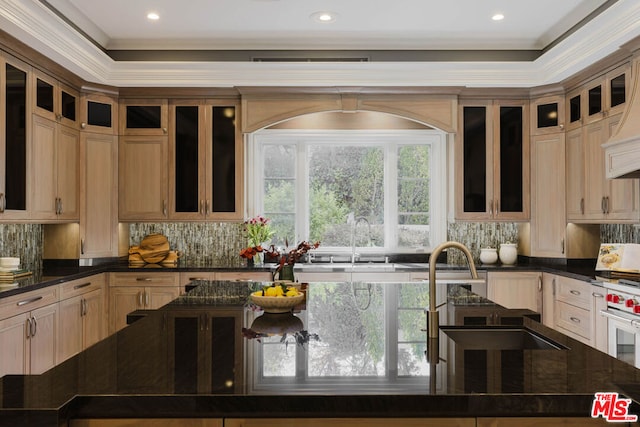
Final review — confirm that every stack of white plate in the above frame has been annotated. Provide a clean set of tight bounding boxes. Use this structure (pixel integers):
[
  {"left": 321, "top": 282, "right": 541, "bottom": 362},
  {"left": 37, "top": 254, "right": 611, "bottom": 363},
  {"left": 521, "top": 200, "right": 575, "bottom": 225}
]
[{"left": 0, "top": 257, "right": 20, "bottom": 271}]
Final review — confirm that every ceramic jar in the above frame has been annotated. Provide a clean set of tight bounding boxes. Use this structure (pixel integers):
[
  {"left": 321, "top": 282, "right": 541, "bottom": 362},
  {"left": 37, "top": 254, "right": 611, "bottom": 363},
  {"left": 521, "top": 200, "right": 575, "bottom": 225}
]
[
  {"left": 499, "top": 242, "right": 518, "bottom": 265},
  {"left": 479, "top": 247, "right": 498, "bottom": 265}
]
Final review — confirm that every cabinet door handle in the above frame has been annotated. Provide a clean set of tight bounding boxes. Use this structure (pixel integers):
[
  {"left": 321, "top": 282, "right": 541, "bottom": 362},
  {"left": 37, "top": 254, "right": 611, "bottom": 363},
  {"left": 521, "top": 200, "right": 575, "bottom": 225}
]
[
  {"left": 570, "top": 290, "right": 581, "bottom": 296},
  {"left": 606, "top": 196, "right": 610, "bottom": 214},
  {"left": 495, "top": 199, "right": 499, "bottom": 215},
  {"left": 200, "top": 200, "right": 205, "bottom": 215},
  {"left": 163, "top": 200, "right": 168, "bottom": 217},
  {"left": 81, "top": 239, "right": 85, "bottom": 255},
  {"left": 593, "top": 292, "right": 605, "bottom": 298},
  {"left": 0, "top": 193, "right": 5, "bottom": 213},
  {"left": 601, "top": 196, "right": 606, "bottom": 214},
  {"left": 26, "top": 318, "right": 32, "bottom": 338},
  {"left": 538, "top": 276, "right": 542, "bottom": 292},
  {"left": 74, "top": 282, "right": 91, "bottom": 290},
  {"left": 489, "top": 199, "right": 493, "bottom": 216},
  {"left": 205, "top": 200, "right": 210, "bottom": 215},
  {"left": 570, "top": 316, "right": 581, "bottom": 323},
  {"left": 145, "top": 291, "right": 150, "bottom": 307},
  {"left": 561, "top": 238, "right": 565, "bottom": 254},
  {"left": 136, "top": 277, "right": 152, "bottom": 281},
  {"left": 31, "top": 316, "right": 37, "bottom": 336},
  {"left": 138, "top": 291, "right": 143, "bottom": 307},
  {"left": 552, "top": 278, "right": 556, "bottom": 296},
  {"left": 580, "top": 198, "right": 584, "bottom": 215},
  {"left": 58, "top": 198, "right": 63, "bottom": 215},
  {"left": 17, "top": 296, "right": 43, "bottom": 307}
]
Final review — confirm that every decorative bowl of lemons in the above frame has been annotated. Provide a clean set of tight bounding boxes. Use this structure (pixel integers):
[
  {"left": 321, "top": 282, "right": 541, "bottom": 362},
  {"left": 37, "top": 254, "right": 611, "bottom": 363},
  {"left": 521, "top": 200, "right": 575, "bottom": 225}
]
[{"left": 250, "top": 283, "right": 305, "bottom": 313}]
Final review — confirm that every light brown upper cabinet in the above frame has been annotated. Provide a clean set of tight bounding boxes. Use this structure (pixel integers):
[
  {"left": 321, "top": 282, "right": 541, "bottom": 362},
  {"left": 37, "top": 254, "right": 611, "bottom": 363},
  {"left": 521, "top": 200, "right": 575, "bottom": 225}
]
[
  {"left": 31, "top": 114, "right": 79, "bottom": 221},
  {"left": 0, "top": 54, "right": 30, "bottom": 221},
  {"left": 80, "top": 92, "right": 118, "bottom": 135},
  {"left": 168, "top": 99, "right": 243, "bottom": 221},
  {"left": 566, "top": 112, "right": 638, "bottom": 222},
  {"left": 119, "top": 99, "right": 168, "bottom": 136},
  {"left": 565, "top": 62, "right": 638, "bottom": 223},
  {"left": 32, "top": 70, "right": 79, "bottom": 130},
  {"left": 530, "top": 94, "right": 565, "bottom": 135},
  {"left": 565, "top": 63, "right": 630, "bottom": 130},
  {"left": 456, "top": 100, "right": 530, "bottom": 221},
  {"left": 118, "top": 134, "right": 169, "bottom": 221},
  {"left": 80, "top": 132, "right": 119, "bottom": 258}
]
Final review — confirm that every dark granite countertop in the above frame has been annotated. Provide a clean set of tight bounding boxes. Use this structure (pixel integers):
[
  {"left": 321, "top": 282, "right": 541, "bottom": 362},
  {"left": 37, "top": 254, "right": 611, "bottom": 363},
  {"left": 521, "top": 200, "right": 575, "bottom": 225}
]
[
  {"left": 2, "top": 279, "right": 640, "bottom": 426},
  {"left": 0, "top": 257, "right": 607, "bottom": 300}
]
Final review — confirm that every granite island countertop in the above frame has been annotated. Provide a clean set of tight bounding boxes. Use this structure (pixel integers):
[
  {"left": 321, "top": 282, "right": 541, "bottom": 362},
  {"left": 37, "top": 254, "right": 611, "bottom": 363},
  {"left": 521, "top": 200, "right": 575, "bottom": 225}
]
[{"left": 2, "top": 279, "right": 640, "bottom": 426}]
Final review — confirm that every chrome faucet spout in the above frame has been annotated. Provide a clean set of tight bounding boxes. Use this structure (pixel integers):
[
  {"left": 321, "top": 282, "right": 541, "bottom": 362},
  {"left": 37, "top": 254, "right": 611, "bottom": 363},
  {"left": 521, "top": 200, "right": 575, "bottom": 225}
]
[{"left": 427, "top": 241, "right": 478, "bottom": 338}]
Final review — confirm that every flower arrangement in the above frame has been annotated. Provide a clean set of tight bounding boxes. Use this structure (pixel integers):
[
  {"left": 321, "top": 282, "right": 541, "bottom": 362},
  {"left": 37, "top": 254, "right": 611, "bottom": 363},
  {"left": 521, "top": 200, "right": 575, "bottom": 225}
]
[
  {"left": 265, "top": 240, "right": 321, "bottom": 270},
  {"left": 239, "top": 215, "right": 275, "bottom": 260}
]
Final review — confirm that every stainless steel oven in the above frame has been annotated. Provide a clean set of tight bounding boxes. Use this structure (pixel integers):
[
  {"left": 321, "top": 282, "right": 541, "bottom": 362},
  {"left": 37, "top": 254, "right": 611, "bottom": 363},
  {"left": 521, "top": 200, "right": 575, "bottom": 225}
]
[{"left": 601, "top": 280, "right": 640, "bottom": 368}]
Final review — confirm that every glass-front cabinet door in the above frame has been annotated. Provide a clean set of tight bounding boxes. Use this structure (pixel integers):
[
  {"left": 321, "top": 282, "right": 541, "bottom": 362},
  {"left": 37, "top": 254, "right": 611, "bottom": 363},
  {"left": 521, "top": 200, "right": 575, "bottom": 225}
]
[
  {"left": 119, "top": 99, "right": 168, "bottom": 136},
  {"left": 456, "top": 100, "right": 529, "bottom": 221},
  {"left": 32, "top": 70, "right": 79, "bottom": 129},
  {"left": 169, "top": 99, "right": 242, "bottom": 220},
  {"left": 1, "top": 56, "right": 30, "bottom": 220}
]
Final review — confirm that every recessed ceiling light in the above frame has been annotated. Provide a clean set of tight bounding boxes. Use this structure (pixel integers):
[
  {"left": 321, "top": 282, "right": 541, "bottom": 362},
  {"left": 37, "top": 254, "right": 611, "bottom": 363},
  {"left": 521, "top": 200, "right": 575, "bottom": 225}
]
[
  {"left": 310, "top": 11, "right": 338, "bottom": 23},
  {"left": 147, "top": 12, "right": 160, "bottom": 21},
  {"left": 492, "top": 13, "right": 504, "bottom": 21}
]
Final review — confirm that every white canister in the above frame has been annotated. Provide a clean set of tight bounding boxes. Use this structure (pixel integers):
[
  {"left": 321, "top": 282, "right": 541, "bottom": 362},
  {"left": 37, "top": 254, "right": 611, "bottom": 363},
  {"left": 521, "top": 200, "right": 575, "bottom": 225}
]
[
  {"left": 479, "top": 247, "right": 498, "bottom": 264},
  {"left": 499, "top": 243, "right": 518, "bottom": 265}
]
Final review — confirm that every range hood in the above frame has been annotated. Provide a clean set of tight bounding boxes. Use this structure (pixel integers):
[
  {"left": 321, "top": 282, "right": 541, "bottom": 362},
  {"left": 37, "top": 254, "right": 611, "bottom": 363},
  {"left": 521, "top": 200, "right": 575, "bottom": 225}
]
[{"left": 603, "top": 56, "right": 640, "bottom": 179}]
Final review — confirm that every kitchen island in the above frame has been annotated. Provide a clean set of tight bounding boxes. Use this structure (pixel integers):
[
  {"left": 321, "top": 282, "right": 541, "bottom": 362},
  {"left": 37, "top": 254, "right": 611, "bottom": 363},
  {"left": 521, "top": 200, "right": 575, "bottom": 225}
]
[{"left": 1, "top": 279, "right": 640, "bottom": 427}]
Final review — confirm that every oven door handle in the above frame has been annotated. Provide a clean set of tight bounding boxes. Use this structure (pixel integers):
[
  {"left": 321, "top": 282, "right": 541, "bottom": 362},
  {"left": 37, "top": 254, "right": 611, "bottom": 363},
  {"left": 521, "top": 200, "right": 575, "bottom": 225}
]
[{"left": 601, "top": 309, "right": 640, "bottom": 328}]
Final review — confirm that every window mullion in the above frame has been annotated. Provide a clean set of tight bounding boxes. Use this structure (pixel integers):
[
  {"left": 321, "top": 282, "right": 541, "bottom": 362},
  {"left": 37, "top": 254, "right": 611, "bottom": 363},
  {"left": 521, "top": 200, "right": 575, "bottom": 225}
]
[
  {"left": 296, "top": 141, "right": 308, "bottom": 243},
  {"left": 386, "top": 143, "right": 398, "bottom": 252}
]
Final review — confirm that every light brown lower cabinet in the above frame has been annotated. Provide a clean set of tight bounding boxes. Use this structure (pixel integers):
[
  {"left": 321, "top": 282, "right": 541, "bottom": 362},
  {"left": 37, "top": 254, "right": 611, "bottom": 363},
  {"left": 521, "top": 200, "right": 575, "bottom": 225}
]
[
  {"left": 69, "top": 420, "right": 222, "bottom": 427},
  {"left": 224, "top": 419, "right": 475, "bottom": 427}
]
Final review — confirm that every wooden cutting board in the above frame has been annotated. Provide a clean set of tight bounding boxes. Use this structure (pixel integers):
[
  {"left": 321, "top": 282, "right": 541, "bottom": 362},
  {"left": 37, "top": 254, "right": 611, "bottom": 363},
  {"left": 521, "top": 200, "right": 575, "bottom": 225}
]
[{"left": 129, "top": 234, "right": 170, "bottom": 264}]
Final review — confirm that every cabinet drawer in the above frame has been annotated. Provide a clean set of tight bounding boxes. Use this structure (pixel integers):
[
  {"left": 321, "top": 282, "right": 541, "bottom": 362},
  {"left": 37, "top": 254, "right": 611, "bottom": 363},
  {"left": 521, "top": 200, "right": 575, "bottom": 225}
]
[
  {"left": 215, "top": 272, "right": 272, "bottom": 282},
  {"left": 555, "top": 276, "right": 592, "bottom": 310},
  {"left": 555, "top": 300, "right": 591, "bottom": 340},
  {"left": 0, "top": 286, "right": 59, "bottom": 320},
  {"left": 109, "top": 272, "right": 179, "bottom": 287},
  {"left": 59, "top": 274, "right": 105, "bottom": 300}
]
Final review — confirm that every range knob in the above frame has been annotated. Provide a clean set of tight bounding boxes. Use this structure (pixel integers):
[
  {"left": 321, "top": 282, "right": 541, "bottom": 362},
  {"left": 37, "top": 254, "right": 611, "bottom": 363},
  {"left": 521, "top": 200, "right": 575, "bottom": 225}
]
[
  {"left": 634, "top": 305, "right": 640, "bottom": 314},
  {"left": 607, "top": 294, "right": 623, "bottom": 303},
  {"left": 626, "top": 298, "right": 637, "bottom": 308}
]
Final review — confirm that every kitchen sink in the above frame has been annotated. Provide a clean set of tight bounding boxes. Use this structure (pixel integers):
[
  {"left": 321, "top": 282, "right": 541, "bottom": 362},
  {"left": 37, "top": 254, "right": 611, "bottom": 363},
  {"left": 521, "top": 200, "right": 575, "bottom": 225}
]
[
  {"left": 295, "top": 262, "right": 397, "bottom": 272},
  {"left": 440, "top": 326, "right": 568, "bottom": 350}
]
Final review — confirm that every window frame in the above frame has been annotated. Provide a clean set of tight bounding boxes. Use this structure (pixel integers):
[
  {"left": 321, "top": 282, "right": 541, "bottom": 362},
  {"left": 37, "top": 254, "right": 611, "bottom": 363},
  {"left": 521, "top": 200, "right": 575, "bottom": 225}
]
[{"left": 246, "top": 129, "right": 447, "bottom": 254}]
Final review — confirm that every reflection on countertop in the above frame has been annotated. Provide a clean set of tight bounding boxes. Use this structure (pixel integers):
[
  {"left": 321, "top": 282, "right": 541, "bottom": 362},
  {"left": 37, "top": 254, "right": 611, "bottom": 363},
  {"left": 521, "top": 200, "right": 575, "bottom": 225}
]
[{"left": 2, "top": 279, "right": 640, "bottom": 426}]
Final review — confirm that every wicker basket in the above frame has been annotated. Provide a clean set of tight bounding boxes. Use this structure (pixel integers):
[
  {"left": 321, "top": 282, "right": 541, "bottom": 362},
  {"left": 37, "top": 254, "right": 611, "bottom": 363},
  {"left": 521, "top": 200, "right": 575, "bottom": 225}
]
[{"left": 250, "top": 293, "right": 305, "bottom": 313}]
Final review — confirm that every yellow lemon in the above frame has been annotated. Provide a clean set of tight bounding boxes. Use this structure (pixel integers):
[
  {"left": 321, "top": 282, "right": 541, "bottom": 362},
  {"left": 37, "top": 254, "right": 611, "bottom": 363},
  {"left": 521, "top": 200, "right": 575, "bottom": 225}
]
[
  {"left": 274, "top": 286, "right": 284, "bottom": 296},
  {"left": 265, "top": 287, "right": 278, "bottom": 297},
  {"left": 285, "top": 290, "right": 298, "bottom": 297}
]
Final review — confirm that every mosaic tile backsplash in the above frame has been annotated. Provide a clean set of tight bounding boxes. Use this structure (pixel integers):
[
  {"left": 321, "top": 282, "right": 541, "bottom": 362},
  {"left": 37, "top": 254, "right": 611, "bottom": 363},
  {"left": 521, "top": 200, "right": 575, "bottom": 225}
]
[
  {"left": 447, "top": 222, "right": 520, "bottom": 265},
  {"left": 0, "top": 224, "right": 43, "bottom": 270},
  {"left": 128, "top": 222, "right": 246, "bottom": 267},
  {"left": 5, "top": 221, "right": 636, "bottom": 269},
  {"left": 601, "top": 224, "right": 640, "bottom": 244}
]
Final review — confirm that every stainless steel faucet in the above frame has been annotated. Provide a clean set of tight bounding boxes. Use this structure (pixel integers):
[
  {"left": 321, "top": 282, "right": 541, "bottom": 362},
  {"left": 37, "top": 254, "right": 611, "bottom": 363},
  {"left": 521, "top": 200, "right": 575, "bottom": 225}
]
[
  {"left": 427, "top": 241, "right": 478, "bottom": 338},
  {"left": 351, "top": 216, "right": 371, "bottom": 264}
]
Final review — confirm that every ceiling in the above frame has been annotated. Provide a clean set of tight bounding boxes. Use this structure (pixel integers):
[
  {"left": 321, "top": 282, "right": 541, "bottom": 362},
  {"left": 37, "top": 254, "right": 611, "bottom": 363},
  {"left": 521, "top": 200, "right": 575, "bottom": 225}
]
[
  {"left": 44, "top": 0, "right": 610, "bottom": 51},
  {"left": 1, "top": 0, "right": 640, "bottom": 87}
]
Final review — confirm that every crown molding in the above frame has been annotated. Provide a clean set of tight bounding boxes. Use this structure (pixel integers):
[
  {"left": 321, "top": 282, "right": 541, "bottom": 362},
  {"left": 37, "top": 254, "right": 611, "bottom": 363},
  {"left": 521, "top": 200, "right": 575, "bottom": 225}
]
[{"left": 1, "top": 0, "right": 640, "bottom": 88}]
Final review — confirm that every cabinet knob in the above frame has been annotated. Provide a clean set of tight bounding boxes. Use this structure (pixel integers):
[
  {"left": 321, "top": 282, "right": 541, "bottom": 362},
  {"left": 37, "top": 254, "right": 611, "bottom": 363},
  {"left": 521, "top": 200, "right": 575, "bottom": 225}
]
[
  {"left": 81, "top": 122, "right": 87, "bottom": 129},
  {"left": 0, "top": 193, "right": 4, "bottom": 213}
]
